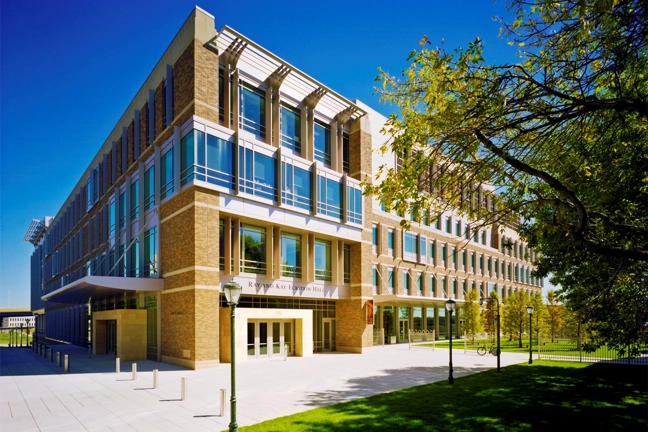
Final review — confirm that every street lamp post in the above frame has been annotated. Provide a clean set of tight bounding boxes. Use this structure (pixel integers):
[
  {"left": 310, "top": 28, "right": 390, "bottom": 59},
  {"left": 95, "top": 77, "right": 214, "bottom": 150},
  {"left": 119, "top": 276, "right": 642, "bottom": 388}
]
[
  {"left": 527, "top": 305, "right": 534, "bottom": 364},
  {"left": 223, "top": 281, "right": 243, "bottom": 432},
  {"left": 445, "top": 299, "right": 456, "bottom": 384},
  {"left": 480, "top": 297, "right": 501, "bottom": 373}
]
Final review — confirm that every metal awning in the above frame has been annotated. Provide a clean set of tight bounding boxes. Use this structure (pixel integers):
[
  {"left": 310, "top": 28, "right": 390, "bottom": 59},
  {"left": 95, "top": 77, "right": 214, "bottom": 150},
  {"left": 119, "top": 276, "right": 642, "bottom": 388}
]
[
  {"left": 41, "top": 276, "right": 164, "bottom": 304},
  {"left": 373, "top": 294, "right": 465, "bottom": 306}
]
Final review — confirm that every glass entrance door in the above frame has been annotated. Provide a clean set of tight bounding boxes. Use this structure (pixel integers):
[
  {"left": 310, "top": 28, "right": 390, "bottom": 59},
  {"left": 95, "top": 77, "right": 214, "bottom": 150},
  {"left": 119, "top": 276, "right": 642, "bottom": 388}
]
[
  {"left": 271, "top": 322, "right": 281, "bottom": 356},
  {"left": 259, "top": 322, "right": 268, "bottom": 355},
  {"left": 399, "top": 319, "right": 409, "bottom": 342},
  {"left": 247, "top": 320, "right": 294, "bottom": 359},
  {"left": 247, "top": 322, "right": 256, "bottom": 358},
  {"left": 323, "top": 318, "right": 335, "bottom": 351},
  {"left": 106, "top": 320, "right": 117, "bottom": 355}
]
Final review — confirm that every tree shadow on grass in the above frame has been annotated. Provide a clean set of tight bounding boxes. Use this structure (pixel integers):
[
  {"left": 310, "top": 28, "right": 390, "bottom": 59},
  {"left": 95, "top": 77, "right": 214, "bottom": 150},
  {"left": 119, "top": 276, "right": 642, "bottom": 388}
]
[
  {"left": 299, "top": 365, "right": 474, "bottom": 407},
  {"left": 243, "top": 362, "right": 648, "bottom": 432}
]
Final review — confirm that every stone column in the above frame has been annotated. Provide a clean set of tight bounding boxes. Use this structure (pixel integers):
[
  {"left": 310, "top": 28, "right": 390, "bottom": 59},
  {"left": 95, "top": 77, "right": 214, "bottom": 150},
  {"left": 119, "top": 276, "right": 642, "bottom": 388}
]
[{"left": 159, "top": 187, "right": 221, "bottom": 369}]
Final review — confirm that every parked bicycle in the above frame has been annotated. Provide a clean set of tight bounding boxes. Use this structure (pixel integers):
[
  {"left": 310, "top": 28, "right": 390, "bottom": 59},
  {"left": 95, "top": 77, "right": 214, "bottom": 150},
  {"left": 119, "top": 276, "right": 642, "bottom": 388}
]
[{"left": 477, "top": 344, "right": 500, "bottom": 356}]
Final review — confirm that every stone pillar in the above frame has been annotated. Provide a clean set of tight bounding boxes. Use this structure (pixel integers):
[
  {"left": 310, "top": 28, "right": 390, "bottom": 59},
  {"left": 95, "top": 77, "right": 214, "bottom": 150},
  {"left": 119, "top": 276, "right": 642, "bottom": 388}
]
[{"left": 159, "top": 187, "right": 221, "bottom": 369}]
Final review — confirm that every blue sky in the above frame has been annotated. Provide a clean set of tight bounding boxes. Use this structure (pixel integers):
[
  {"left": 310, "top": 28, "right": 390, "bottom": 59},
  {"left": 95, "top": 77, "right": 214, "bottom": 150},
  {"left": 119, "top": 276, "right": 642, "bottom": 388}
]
[{"left": 1, "top": 0, "right": 553, "bottom": 308}]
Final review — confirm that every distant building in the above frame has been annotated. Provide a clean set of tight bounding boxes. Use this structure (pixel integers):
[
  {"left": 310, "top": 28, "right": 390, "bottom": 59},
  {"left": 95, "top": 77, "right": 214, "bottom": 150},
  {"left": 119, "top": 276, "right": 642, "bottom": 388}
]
[
  {"left": 2, "top": 316, "right": 35, "bottom": 328},
  {"left": 0, "top": 309, "right": 35, "bottom": 328},
  {"left": 25, "top": 7, "right": 542, "bottom": 367}
]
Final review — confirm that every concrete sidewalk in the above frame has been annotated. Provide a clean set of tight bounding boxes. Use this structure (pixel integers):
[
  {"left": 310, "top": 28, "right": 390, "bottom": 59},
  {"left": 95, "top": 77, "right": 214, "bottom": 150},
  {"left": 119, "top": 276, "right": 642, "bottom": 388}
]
[{"left": 0, "top": 343, "right": 529, "bottom": 431}]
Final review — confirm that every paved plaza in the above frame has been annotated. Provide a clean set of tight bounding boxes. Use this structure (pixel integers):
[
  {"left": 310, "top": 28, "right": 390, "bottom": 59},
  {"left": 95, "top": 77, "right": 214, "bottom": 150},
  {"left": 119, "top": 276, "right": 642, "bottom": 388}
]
[{"left": 1, "top": 343, "right": 530, "bottom": 431}]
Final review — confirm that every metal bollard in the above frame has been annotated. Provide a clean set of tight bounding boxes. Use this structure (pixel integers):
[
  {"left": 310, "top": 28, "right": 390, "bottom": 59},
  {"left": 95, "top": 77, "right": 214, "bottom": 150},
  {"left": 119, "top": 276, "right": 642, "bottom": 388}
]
[
  {"left": 220, "top": 389, "right": 226, "bottom": 417},
  {"left": 116, "top": 358, "right": 120, "bottom": 373},
  {"left": 284, "top": 343, "right": 288, "bottom": 361},
  {"left": 132, "top": 363, "right": 137, "bottom": 381},
  {"left": 56, "top": 352, "right": 61, "bottom": 367},
  {"left": 153, "top": 369, "right": 158, "bottom": 389},
  {"left": 63, "top": 355, "right": 69, "bottom": 372},
  {"left": 180, "top": 378, "right": 186, "bottom": 401}
]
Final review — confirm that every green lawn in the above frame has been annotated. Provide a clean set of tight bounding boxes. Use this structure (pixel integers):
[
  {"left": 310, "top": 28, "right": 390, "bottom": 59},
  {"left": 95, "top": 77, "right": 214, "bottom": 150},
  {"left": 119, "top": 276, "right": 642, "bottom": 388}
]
[
  {"left": 239, "top": 361, "right": 647, "bottom": 431},
  {"left": 0, "top": 330, "right": 32, "bottom": 345}
]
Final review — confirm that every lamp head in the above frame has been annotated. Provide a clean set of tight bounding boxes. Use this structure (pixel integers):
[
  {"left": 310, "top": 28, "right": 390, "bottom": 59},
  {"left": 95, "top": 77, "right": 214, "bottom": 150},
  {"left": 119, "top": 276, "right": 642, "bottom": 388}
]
[
  {"left": 479, "top": 298, "right": 484, "bottom": 306},
  {"left": 445, "top": 298, "right": 456, "bottom": 312},
  {"left": 223, "top": 280, "right": 243, "bottom": 305},
  {"left": 527, "top": 305, "right": 534, "bottom": 315}
]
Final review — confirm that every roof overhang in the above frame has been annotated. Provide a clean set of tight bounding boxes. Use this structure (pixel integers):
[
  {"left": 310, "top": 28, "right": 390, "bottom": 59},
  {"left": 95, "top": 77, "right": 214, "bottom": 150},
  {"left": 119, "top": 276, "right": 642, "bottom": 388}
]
[
  {"left": 373, "top": 294, "right": 465, "bottom": 306},
  {"left": 42, "top": 276, "right": 164, "bottom": 304}
]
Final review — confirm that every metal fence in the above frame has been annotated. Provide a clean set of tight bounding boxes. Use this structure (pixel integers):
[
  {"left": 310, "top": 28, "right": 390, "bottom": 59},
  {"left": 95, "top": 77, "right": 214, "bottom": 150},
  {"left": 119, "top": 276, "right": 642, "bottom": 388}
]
[{"left": 538, "top": 337, "right": 648, "bottom": 365}]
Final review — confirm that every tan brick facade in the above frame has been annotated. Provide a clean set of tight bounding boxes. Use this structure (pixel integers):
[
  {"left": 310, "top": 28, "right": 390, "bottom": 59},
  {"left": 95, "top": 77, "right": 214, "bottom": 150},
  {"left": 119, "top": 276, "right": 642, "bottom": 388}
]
[{"left": 34, "top": 7, "right": 542, "bottom": 371}]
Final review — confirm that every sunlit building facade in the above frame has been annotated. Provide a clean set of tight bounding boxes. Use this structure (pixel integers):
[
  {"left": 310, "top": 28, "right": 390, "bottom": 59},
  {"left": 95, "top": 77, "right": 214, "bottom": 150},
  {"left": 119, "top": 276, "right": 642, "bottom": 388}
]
[{"left": 26, "top": 7, "right": 541, "bottom": 368}]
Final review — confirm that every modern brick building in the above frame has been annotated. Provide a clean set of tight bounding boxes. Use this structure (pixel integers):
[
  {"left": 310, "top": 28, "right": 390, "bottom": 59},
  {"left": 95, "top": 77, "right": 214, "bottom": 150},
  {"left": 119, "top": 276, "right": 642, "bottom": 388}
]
[{"left": 26, "top": 7, "right": 542, "bottom": 368}]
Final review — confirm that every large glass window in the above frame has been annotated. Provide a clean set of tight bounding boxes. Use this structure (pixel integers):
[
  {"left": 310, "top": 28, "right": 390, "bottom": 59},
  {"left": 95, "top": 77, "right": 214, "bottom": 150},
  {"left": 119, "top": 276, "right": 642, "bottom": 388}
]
[
  {"left": 317, "top": 175, "right": 342, "bottom": 219},
  {"left": 403, "top": 271, "right": 410, "bottom": 294},
  {"left": 282, "top": 162, "right": 311, "bottom": 210},
  {"left": 347, "top": 185, "right": 363, "bottom": 224},
  {"left": 372, "top": 224, "right": 378, "bottom": 253},
  {"left": 130, "top": 239, "right": 139, "bottom": 277},
  {"left": 219, "top": 218, "right": 226, "bottom": 271},
  {"left": 206, "top": 133, "right": 234, "bottom": 188},
  {"left": 118, "top": 192, "right": 126, "bottom": 229},
  {"left": 181, "top": 131, "right": 195, "bottom": 185},
  {"left": 387, "top": 268, "right": 394, "bottom": 290},
  {"left": 144, "top": 166, "right": 155, "bottom": 210},
  {"left": 240, "top": 85, "right": 266, "bottom": 139},
  {"left": 403, "top": 232, "right": 418, "bottom": 261},
  {"left": 314, "top": 239, "right": 331, "bottom": 281},
  {"left": 109, "top": 201, "right": 116, "bottom": 237},
  {"left": 387, "top": 229, "right": 394, "bottom": 256},
  {"left": 240, "top": 224, "right": 266, "bottom": 274},
  {"left": 281, "top": 233, "right": 301, "bottom": 278},
  {"left": 343, "top": 244, "right": 350, "bottom": 284},
  {"left": 160, "top": 149, "right": 174, "bottom": 199},
  {"left": 280, "top": 105, "right": 301, "bottom": 152},
  {"left": 342, "top": 132, "right": 350, "bottom": 174},
  {"left": 314, "top": 122, "right": 331, "bottom": 166},
  {"left": 181, "top": 130, "right": 234, "bottom": 188},
  {"left": 118, "top": 244, "right": 126, "bottom": 277},
  {"left": 429, "top": 240, "right": 436, "bottom": 264},
  {"left": 130, "top": 180, "right": 139, "bottom": 221},
  {"left": 144, "top": 227, "right": 157, "bottom": 277},
  {"left": 240, "top": 148, "right": 276, "bottom": 201}
]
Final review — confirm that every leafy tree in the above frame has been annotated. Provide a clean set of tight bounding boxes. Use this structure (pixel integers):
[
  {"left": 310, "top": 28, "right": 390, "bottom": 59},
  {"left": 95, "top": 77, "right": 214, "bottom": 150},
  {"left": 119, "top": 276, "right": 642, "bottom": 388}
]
[
  {"left": 482, "top": 290, "right": 501, "bottom": 342},
  {"left": 503, "top": 291, "right": 530, "bottom": 347},
  {"left": 365, "top": 0, "right": 648, "bottom": 351},
  {"left": 545, "top": 290, "right": 565, "bottom": 342},
  {"left": 462, "top": 290, "right": 484, "bottom": 343}
]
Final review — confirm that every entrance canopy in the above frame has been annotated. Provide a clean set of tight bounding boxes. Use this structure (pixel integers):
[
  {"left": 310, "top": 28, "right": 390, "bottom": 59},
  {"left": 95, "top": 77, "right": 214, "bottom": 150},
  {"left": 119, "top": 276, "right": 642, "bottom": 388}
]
[
  {"left": 41, "top": 276, "right": 164, "bottom": 304},
  {"left": 373, "top": 294, "right": 464, "bottom": 307}
]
